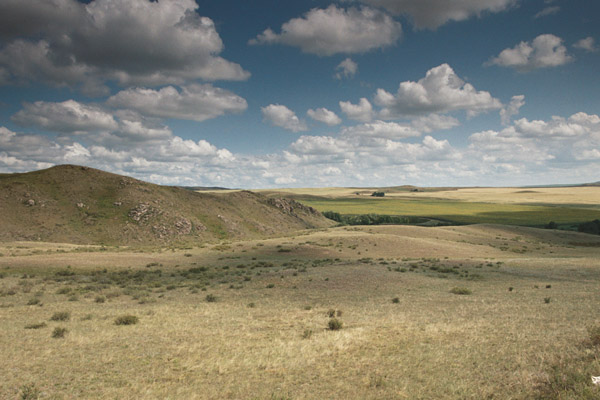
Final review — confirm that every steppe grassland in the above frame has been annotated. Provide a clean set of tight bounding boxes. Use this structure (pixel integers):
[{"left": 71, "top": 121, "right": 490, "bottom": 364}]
[
  {"left": 2, "top": 225, "right": 600, "bottom": 399},
  {"left": 249, "top": 186, "right": 600, "bottom": 226},
  {"left": 255, "top": 186, "right": 600, "bottom": 206}
]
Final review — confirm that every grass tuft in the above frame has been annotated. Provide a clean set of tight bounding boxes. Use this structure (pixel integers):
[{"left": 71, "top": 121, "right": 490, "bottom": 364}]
[
  {"left": 50, "top": 311, "right": 70, "bottom": 321},
  {"left": 51, "top": 327, "right": 68, "bottom": 338},
  {"left": 328, "top": 318, "right": 343, "bottom": 331},
  {"left": 450, "top": 287, "right": 472, "bottom": 295},
  {"left": 114, "top": 315, "right": 139, "bottom": 325}
]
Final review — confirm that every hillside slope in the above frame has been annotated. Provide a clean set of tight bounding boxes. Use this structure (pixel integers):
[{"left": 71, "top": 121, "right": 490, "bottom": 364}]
[{"left": 0, "top": 165, "right": 334, "bottom": 245}]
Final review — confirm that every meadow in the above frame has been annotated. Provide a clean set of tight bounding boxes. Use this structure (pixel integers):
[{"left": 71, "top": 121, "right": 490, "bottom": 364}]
[
  {"left": 265, "top": 186, "right": 600, "bottom": 227},
  {"left": 2, "top": 222, "right": 600, "bottom": 399}
]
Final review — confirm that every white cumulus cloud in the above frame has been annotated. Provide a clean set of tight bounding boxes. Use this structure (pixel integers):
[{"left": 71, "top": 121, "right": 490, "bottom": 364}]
[
  {"left": 12, "top": 100, "right": 118, "bottom": 133},
  {"left": 250, "top": 5, "right": 402, "bottom": 56},
  {"left": 307, "top": 108, "right": 342, "bottom": 126},
  {"left": 374, "top": 63, "right": 502, "bottom": 117},
  {"left": 261, "top": 104, "right": 308, "bottom": 132},
  {"left": 487, "top": 34, "right": 572, "bottom": 72},
  {"left": 107, "top": 84, "right": 247, "bottom": 122},
  {"left": 0, "top": 0, "right": 249, "bottom": 93},
  {"left": 339, "top": 98, "right": 376, "bottom": 122},
  {"left": 341, "top": 120, "right": 420, "bottom": 139}
]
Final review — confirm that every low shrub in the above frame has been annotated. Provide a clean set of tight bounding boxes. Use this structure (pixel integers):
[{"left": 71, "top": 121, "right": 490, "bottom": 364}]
[
  {"left": 450, "top": 287, "right": 472, "bottom": 295},
  {"left": 205, "top": 294, "right": 217, "bottom": 302},
  {"left": 114, "top": 315, "right": 138, "bottom": 325},
  {"left": 50, "top": 311, "right": 70, "bottom": 321},
  {"left": 25, "top": 322, "right": 47, "bottom": 329},
  {"left": 51, "top": 327, "right": 67, "bottom": 338},
  {"left": 328, "top": 318, "right": 343, "bottom": 331}
]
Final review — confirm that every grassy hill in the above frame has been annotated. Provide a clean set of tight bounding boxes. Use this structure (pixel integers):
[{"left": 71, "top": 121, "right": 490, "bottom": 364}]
[{"left": 0, "top": 165, "right": 334, "bottom": 245}]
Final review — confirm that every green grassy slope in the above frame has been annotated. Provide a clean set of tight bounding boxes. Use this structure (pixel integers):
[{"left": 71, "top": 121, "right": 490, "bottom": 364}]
[
  {"left": 0, "top": 165, "right": 334, "bottom": 245},
  {"left": 292, "top": 196, "right": 600, "bottom": 226}
]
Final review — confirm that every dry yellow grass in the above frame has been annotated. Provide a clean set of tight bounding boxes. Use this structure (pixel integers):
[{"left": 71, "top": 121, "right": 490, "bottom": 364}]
[
  {"left": 1, "top": 225, "right": 600, "bottom": 399},
  {"left": 390, "top": 186, "right": 600, "bottom": 205},
  {"left": 245, "top": 186, "right": 600, "bottom": 207}
]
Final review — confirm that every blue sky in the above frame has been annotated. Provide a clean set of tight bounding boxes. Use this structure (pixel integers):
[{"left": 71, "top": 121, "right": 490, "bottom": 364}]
[{"left": 0, "top": 0, "right": 598, "bottom": 187}]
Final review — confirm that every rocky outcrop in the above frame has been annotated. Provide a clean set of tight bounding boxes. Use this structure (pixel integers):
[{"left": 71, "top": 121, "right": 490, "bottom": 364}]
[{"left": 267, "top": 198, "right": 319, "bottom": 217}]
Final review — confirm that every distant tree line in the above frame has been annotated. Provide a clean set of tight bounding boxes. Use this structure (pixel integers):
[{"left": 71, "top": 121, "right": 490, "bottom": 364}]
[
  {"left": 545, "top": 219, "right": 600, "bottom": 235},
  {"left": 578, "top": 219, "right": 600, "bottom": 235},
  {"left": 371, "top": 191, "right": 385, "bottom": 197},
  {"left": 322, "top": 211, "right": 425, "bottom": 226}
]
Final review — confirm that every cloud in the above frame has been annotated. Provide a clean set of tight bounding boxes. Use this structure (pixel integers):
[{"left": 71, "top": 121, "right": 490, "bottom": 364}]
[
  {"left": 341, "top": 120, "right": 420, "bottom": 139},
  {"left": 573, "top": 37, "right": 597, "bottom": 52},
  {"left": 249, "top": 5, "right": 402, "bottom": 56},
  {"left": 339, "top": 98, "right": 376, "bottom": 122},
  {"left": 355, "top": 0, "right": 518, "bottom": 29},
  {"left": 468, "top": 112, "right": 600, "bottom": 164},
  {"left": 11, "top": 100, "right": 172, "bottom": 143},
  {"left": 534, "top": 6, "right": 560, "bottom": 18},
  {"left": 12, "top": 100, "right": 118, "bottom": 133},
  {"left": 487, "top": 34, "right": 572, "bottom": 71},
  {"left": 0, "top": 0, "right": 249, "bottom": 92},
  {"left": 261, "top": 104, "right": 308, "bottom": 132},
  {"left": 410, "top": 114, "right": 460, "bottom": 133},
  {"left": 107, "top": 84, "right": 247, "bottom": 122},
  {"left": 500, "top": 95, "right": 525, "bottom": 125},
  {"left": 307, "top": 108, "right": 342, "bottom": 126},
  {"left": 335, "top": 58, "right": 358, "bottom": 79},
  {"left": 2, "top": 110, "right": 600, "bottom": 187},
  {"left": 374, "top": 63, "right": 502, "bottom": 117}
]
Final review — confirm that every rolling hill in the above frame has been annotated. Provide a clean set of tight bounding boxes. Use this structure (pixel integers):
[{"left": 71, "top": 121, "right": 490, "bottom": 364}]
[{"left": 0, "top": 165, "right": 334, "bottom": 245}]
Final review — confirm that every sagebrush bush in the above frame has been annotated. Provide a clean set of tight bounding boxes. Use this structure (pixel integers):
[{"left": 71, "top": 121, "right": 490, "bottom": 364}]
[
  {"left": 52, "top": 327, "right": 67, "bottom": 338},
  {"left": 50, "top": 311, "right": 70, "bottom": 321},
  {"left": 328, "top": 318, "right": 343, "bottom": 331},
  {"left": 392, "top": 297, "right": 400, "bottom": 303},
  {"left": 25, "top": 322, "right": 47, "bottom": 330},
  {"left": 450, "top": 287, "right": 472, "bottom": 295},
  {"left": 95, "top": 295, "right": 106, "bottom": 303},
  {"left": 114, "top": 315, "right": 138, "bottom": 325},
  {"left": 205, "top": 294, "right": 217, "bottom": 302}
]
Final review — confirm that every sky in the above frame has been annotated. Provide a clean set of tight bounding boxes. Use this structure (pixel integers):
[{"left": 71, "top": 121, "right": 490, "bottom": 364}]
[{"left": 0, "top": 0, "right": 599, "bottom": 188}]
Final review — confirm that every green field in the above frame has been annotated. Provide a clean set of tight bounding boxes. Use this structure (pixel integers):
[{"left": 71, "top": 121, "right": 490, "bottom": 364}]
[{"left": 297, "top": 196, "right": 600, "bottom": 226}]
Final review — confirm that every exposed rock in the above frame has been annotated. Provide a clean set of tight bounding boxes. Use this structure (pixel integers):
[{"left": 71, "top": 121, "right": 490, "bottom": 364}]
[
  {"left": 175, "top": 218, "right": 192, "bottom": 235},
  {"left": 77, "top": 202, "right": 86, "bottom": 208},
  {"left": 25, "top": 199, "right": 35, "bottom": 206},
  {"left": 128, "top": 203, "right": 161, "bottom": 223},
  {"left": 113, "top": 201, "right": 122, "bottom": 207},
  {"left": 267, "top": 198, "right": 319, "bottom": 216}
]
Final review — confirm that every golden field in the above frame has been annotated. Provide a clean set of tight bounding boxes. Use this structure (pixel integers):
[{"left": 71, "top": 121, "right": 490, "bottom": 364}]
[{"left": 2, "top": 223, "right": 600, "bottom": 399}]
